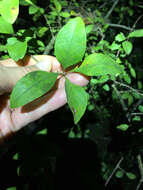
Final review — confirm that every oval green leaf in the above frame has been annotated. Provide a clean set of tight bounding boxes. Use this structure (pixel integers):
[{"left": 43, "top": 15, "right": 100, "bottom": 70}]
[
  {"left": 0, "top": 16, "right": 14, "bottom": 34},
  {"left": 10, "top": 71, "right": 58, "bottom": 108},
  {"left": 117, "top": 124, "right": 129, "bottom": 131},
  {"left": 6, "top": 37, "right": 27, "bottom": 61},
  {"left": 65, "top": 78, "right": 89, "bottom": 124},
  {"left": 0, "top": 0, "right": 19, "bottom": 24},
  {"left": 128, "top": 29, "right": 143, "bottom": 38},
  {"left": 54, "top": 17, "right": 86, "bottom": 69},
  {"left": 122, "top": 41, "right": 133, "bottom": 55},
  {"left": 115, "top": 32, "right": 126, "bottom": 42},
  {"left": 73, "top": 53, "right": 123, "bottom": 77}
]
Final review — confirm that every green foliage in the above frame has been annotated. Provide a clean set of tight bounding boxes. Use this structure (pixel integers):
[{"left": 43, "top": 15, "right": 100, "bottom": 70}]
[
  {"left": 0, "top": 16, "right": 14, "bottom": 34},
  {"left": 117, "top": 124, "right": 129, "bottom": 131},
  {"left": 73, "top": 53, "right": 123, "bottom": 77},
  {"left": 128, "top": 29, "right": 143, "bottom": 38},
  {"left": 0, "top": 0, "right": 19, "bottom": 24},
  {"left": 54, "top": 17, "right": 86, "bottom": 69},
  {"left": 122, "top": 41, "right": 133, "bottom": 55},
  {"left": 10, "top": 71, "right": 58, "bottom": 108},
  {"left": 6, "top": 37, "right": 27, "bottom": 61},
  {"left": 65, "top": 78, "right": 89, "bottom": 124},
  {"left": 1, "top": 1, "right": 143, "bottom": 189}
]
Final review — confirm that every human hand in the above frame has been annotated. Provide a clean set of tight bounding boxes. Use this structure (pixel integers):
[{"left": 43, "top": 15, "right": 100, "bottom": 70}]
[{"left": 0, "top": 55, "right": 89, "bottom": 141}]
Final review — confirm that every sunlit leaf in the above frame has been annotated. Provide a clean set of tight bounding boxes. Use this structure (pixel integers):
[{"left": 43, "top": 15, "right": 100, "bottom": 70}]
[
  {"left": 6, "top": 37, "right": 27, "bottom": 61},
  {"left": 73, "top": 53, "right": 123, "bottom": 77},
  {"left": 65, "top": 78, "right": 89, "bottom": 124},
  {"left": 115, "top": 32, "right": 126, "bottom": 42},
  {"left": 54, "top": 17, "right": 86, "bottom": 69},
  {"left": 128, "top": 29, "right": 143, "bottom": 38},
  {"left": 0, "top": 16, "right": 14, "bottom": 34},
  {"left": 122, "top": 41, "right": 133, "bottom": 55},
  {"left": 0, "top": 0, "right": 19, "bottom": 24},
  {"left": 10, "top": 71, "right": 58, "bottom": 108}
]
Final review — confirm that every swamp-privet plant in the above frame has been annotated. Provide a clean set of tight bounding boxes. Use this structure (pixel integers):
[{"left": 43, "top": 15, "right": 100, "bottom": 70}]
[
  {"left": 1, "top": 0, "right": 143, "bottom": 124},
  {"left": 9, "top": 16, "right": 123, "bottom": 124}
]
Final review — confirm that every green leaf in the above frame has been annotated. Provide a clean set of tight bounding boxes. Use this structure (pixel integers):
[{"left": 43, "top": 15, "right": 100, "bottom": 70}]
[
  {"left": 65, "top": 78, "right": 89, "bottom": 124},
  {"left": 122, "top": 41, "right": 133, "bottom": 55},
  {"left": 138, "top": 105, "right": 143, "bottom": 112},
  {"left": 86, "top": 24, "right": 94, "bottom": 34},
  {"left": 60, "top": 11, "right": 70, "bottom": 18},
  {"left": 6, "top": 187, "right": 16, "bottom": 190},
  {"left": 115, "top": 170, "right": 124, "bottom": 178},
  {"left": 123, "top": 72, "right": 131, "bottom": 84},
  {"left": 110, "top": 41, "right": 121, "bottom": 51},
  {"left": 115, "top": 32, "right": 126, "bottom": 42},
  {"left": 73, "top": 53, "right": 123, "bottom": 77},
  {"left": 117, "top": 124, "right": 129, "bottom": 131},
  {"left": 54, "top": 17, "right": 86, "bottom": 69},
  {"left": 29, "top": 5, "right": 39, "bottom": 15},
  {"left": 54, "top": 0, "right": 62, "bottom": 13},
  {"left": 0, "top": 0, "right": 19, "bottom": 24},
  {"left": 132, "top": 116, "right": 141, "bottom": 122},
  {"left": 10, "top": 71, "right": 58, "bottom": 108},
  {"left": 6, "top": 37, "right": 27, "bottom": 61},
  {"left": 103, "top": 84, "right": 110, "bottom": 91},
  {"left": 126, "top": 172, "right": 136, "bottom": 180},
  {"left": 0, "top": 16, "right": 14, "bottom": 34},
  {"left": 128, "top": 29, "right": 143, "bottom": 38}
]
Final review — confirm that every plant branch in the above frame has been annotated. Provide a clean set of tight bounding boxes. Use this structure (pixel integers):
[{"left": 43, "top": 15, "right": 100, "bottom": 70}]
[
  {"left": 112, "top": 84, "right": 128, "bottom": 111},
  {"left": 113, "top": 81, "right": 143, "bottom": 97},
  {"left": 43, "top": 36, "right": 56, "bottom": 55},
  {"left": 107, "top": 23, "right": 132, "bottom": 31},
  {"left": 105, "top": 0, "right": 119, "bottom": 19},
  {"left": 136, "top": 155, "right": 143, "bottom": 190},
  {"left": 105, "top": 156, "right": 124, "bottom": 187}
]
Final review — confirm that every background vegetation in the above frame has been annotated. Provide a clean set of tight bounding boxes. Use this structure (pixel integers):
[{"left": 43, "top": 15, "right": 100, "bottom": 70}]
[{"left": 1, "top": 0, "right": 143, "bottom": 189}]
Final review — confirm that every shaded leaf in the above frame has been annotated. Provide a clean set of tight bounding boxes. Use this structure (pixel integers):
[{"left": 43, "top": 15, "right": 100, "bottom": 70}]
[
  {"left": 0, "top": 0, "right": 19, "bottom": 24},
  {"left": 117, "top": 124, "right": 129, "bottom": 131},
  {"left": 0, "top": 16, "right": 14, "bottom": 34},
  {"left": 65, "top": 78, "right": 89, "bottom": 124},
  {"left": 115, "top": 170, "right": 124, "bottom": 178},
  {"left": 6, "top": 37, "right": 27, "bottom": 61},
  {"left": 10, "top": 71, "right": 58, "bottom": 108},
  {"left": 54, "top": 17, "right": 86, "bottom": 69},
  {"left": 73, "top": 53, "right": 123, "bottom": 77},
  {"left": 126, "top": 172, "right": 136, "bottom": 180}
]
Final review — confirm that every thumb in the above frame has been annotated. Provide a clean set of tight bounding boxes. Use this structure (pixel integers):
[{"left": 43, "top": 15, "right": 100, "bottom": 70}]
[{"left": 0, "top": 60, "right": 52, "bottom": 95}]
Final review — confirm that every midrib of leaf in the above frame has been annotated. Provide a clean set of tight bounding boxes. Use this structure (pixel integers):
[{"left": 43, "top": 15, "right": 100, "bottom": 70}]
[
  {"left": 64, "top": 22, "right": 77, "bottom": 58},
  {"left": 13, "top": 73, "right": 54, "bottom": 101}
]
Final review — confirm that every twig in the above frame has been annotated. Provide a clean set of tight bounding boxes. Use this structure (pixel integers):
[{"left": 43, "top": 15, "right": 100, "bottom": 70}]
[
  {"left": 113, "top": 81, "right": 143, "bottom": 97},
  {"left": 127, "top": 97, "right": 143, "bottom": 120},
  {"left": 112, "top": 84, "right": 128, "bottom": 111},
  {"left": 136, "top": 155, "right": 143, "bottom": 190},
  {"left": 43, "top": 14, "right": 55, "bottom": 39},
  {"left": 132, "top": 14, "right": 143, "bottom": 30},
  {"left": 105, "top": 0, "right": 119, "bottom": 19},
  {"left": 107, "top": 23, "right": 132, "bottom": 31},
  {"left": 105, "top": 156, "right": 124, "bottom": 186},
  {"left": 43, "top": 36, "right": 56, "bottom": 55},
  {"left": 131, "top": 113, "right": 143, "bottom": 116}
]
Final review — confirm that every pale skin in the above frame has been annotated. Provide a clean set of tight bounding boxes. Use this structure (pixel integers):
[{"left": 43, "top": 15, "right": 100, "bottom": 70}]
[{"left": 0, "top": 55, "right": 89, "bottom": 142}]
